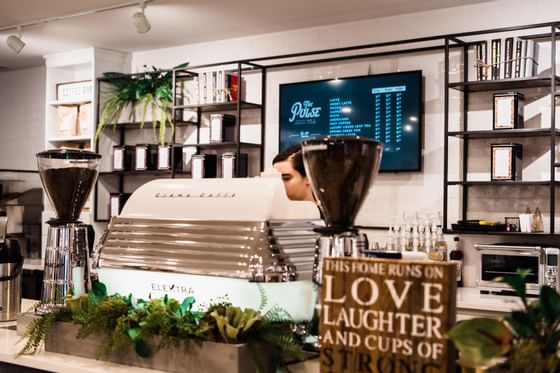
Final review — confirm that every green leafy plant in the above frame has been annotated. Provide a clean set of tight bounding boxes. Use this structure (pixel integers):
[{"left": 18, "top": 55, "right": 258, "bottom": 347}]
[
  {"left": 19, "top": 282, "right": 304, "bottom": 372},
  {"left": 448, "top": 269, "right": 560, "bottom": 372},
  {"left": 19, "top": 310, "right": 61, "bottom": 355},
  {"left": 96, "top": 63, "right": 188, "bottom": 146}
]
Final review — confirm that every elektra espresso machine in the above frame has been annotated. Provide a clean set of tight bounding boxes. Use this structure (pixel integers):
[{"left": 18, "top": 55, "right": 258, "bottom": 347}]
[
  {"left": 91, "top": 136, "right": 384, "bottom": 325},
  {"left": 92, "top": 174, "right": 322, "bottom": 322}
]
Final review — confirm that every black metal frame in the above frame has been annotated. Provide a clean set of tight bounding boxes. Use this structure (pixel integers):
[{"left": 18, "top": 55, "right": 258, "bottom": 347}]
[
  {"left": 171, "top": 61, "right": 266, "bottom": 180},
  {"left": 443, "top": 22, "right": 560, "bottom": 236},
  {"left": 93, "top": 77, "right": 185, "bottom": 222},
  {"left": 92, "top": 20, "right": 560, "bottom": 229},
  {"left": 94, "top": 62, "right": 267, "bottom": 222}
]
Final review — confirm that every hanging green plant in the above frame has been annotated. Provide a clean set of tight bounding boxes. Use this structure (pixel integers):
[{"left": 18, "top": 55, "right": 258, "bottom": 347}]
[{"left": 95, "top": 63, "right": 188, "bottom": 146}]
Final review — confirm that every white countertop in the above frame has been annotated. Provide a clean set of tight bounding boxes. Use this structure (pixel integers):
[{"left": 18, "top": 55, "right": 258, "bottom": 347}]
[
  {"left": 0, "top": 290, "right": 522, "bottom": 372},
  {"left": 0, "top": 298, "right": 162, "bottom": 372},
  {"left": 0, "top": 299, "right": 316, "bottom": 373},
  {"left": 0, "top": 327, "right": 165, "bottom": 373},
  {"left": 456, "top": 287, "right": 524, "bottom": 314}
]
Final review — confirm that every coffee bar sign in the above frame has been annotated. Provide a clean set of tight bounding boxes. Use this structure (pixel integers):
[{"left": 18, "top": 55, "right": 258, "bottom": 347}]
[
  {"left": 56, "top": 80, "right": 92, "bottom": 102},
  {"left": 320, "top": 257, "right": 456, "bottom": 373}
]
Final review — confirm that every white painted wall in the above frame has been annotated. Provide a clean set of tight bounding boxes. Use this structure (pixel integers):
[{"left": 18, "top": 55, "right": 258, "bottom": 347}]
[
  {"left": 128, "top": 0, "right": 560, "bottom": 288},
  {"left": 1, "top": 0, "right": 559, "bottom": 286},
  {"left": 129, "top": 0, "right": 560, "bottom": 227},
  {"left": 0, "top": 66, "right": 45, "bottom": 170}
]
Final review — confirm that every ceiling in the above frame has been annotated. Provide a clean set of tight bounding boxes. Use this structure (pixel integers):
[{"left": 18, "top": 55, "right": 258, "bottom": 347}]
[{"left": 0, "top": 0, "right": 493, "bottom": 71}]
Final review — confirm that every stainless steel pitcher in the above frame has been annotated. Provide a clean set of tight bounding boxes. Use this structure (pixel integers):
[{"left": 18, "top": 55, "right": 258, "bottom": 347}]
[{"left": 0, "top": 216, "right": 23, "bottom": 321}]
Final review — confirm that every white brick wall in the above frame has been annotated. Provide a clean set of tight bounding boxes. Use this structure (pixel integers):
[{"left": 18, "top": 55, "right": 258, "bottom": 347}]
[{"left": 0, "top": 66, "right": 46, "bottom": 170}]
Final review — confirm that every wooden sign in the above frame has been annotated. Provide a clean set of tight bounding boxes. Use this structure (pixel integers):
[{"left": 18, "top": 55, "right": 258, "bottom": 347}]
[
  {"left": 320, "top": 257, "right": 456, "bottom": 373},
  {"left": 56, "top": 80, "right": 92, "bottom": 102}
]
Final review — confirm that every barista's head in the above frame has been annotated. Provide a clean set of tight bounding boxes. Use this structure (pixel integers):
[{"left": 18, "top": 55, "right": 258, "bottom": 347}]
[{"left": 273, "top": 144, "right": 315, "bottom": 202}]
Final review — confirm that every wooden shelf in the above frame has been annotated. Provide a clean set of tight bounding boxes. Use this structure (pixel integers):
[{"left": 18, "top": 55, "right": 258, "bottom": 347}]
[
  {"left": 48, "top": 99, "right": 91, "bottom": 106},
  {"left": 443, "top": 229, "right": 552, "bottom": 236},
  {"left": 197, "top": 142, "right": 262, "bottom": 149},
  {"left": 47, "top": 136, "right": 91, "bottom": 143},
  {"left": 100, "top": 170, "right": 174, "bottom": 176},
  {"left": 174, "top": 101, "right": 262, "bottom": 112},
  {"left": 448, "top": 128, "right": 560, "bottom": 139},
  {"left": 448, "top": 76, "right": 560, "bottom": 92},
  {"left": 98, "top": 120, "right": 197, "bottom": 129},
  {"left": 447, "top": 180, "right": 557, "bottom": 186}
]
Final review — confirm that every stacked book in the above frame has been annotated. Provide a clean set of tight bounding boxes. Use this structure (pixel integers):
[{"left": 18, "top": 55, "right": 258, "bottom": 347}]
[
  {"left": 475, "top": 37, "right": 539, "bottom": 80},
  {"left": 182, "top": 70, "right": 241, "bottom": 105}
]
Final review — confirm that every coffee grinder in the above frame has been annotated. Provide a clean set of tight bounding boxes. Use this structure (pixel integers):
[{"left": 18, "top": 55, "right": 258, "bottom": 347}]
[
  {"left": 36, "top": 149, "right": 100, "bottom": 313},
  {"left": 301, "top": 135, "right": 383, "bottom": 287}
]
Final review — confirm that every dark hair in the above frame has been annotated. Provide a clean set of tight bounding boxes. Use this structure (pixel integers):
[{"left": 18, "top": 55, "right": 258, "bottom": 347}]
[{"left": 272, "top": 144, "right": 306, "bottom": 177}]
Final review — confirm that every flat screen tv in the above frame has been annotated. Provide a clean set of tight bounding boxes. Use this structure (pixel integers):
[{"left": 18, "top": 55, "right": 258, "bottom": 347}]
[{"left": 278, "top": 70, "right": 423, "bottom": 172}]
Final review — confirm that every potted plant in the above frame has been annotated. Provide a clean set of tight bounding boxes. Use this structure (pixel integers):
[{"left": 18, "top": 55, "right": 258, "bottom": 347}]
[
  {"left": 96, "top": 63, "right": 188, "bottom": 146},
  {"left": 19, "top": 282, "right": 304, "bottom": 373},
  {"left": 448, "top": 269, "right": 560, "bottom": 373}
]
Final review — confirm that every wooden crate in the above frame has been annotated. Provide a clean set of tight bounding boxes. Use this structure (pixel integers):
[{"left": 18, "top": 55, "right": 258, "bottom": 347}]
[{"left": 44, "top": 322, "right": 274, "bottom": 373}]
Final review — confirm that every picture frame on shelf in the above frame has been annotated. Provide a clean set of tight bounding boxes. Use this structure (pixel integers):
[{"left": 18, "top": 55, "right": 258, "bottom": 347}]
[
  {"left": 493, "top": 92, "right": 524, "bottom": 130},
  {"left": 491, "top": 143, "right": 523, "bottom": 181}
]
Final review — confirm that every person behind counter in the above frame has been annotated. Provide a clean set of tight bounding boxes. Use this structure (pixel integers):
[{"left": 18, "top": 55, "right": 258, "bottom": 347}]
[{"left": 272, "top": 144, "right": 315, "bottom": 202}]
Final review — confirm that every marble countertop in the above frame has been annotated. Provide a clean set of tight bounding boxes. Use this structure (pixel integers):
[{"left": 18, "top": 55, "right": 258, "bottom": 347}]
[{"left": 0, "top": 289, "right": 521, "bottom": 372}]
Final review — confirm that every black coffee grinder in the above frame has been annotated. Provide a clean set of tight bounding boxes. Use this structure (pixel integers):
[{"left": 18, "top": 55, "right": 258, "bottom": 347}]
[
  {"left": 36, "top": 149, "right": 100, "bottom": 313},
  {"left": 301, "top": 135, "right": 383, "bottom": 292}
]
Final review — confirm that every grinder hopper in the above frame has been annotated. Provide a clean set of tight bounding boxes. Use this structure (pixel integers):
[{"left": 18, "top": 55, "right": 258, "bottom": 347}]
[
  {"left": 301, "top": 136, "right": 383, "bottom": 282},
  {"left": 36, "top": 149, "right": 100, "bottom": 312}
]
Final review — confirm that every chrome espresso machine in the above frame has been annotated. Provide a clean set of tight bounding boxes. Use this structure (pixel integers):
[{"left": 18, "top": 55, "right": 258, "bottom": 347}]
[{"left": 92, "top": 174, "right": 322, "bottom": 322}]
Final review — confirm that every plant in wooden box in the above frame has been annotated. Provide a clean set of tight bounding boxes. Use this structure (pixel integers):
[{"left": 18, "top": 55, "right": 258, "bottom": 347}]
[
  {"left": 447, "top": 270, "right": 560, "bottom": 373},
  {"left": 19, "top": 282, "right": 304, "bottom": 373},
  {"left": 96, "top": 63, "right": 188, "bottom": 146}
]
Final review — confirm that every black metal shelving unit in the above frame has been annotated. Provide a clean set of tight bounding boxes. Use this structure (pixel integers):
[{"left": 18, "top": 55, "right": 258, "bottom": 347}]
[
  {"left": 93, "top": 62, "right": 266, "bottom": 222},
  {"left": 443, "top": 22, "right": 560, "bottom": 236},
  {"left": 171, "top": 62, "right": 266, "bottom": 178},
  {"left": 90, "top": 20, "right": 560, "bottom": 229}
]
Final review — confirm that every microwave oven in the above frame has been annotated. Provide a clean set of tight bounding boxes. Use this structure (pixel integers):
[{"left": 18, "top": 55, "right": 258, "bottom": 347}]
[{"left": 474, "top": 244, "right": 559, "bottom": 296}]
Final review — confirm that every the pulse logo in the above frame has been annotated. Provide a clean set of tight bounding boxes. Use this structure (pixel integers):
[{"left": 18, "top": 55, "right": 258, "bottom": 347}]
[{"left": 289, "top": 100, "right": 322, "bottom": 123}]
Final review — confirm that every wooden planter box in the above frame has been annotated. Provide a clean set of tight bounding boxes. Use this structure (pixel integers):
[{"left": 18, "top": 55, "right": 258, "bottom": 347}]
[{"left": 44, "top": 322, "right": 275, "bottom": 373}]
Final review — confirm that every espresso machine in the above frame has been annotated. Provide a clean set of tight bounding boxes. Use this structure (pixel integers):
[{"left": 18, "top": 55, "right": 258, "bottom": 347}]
[
  {"left": 36, "top": 149, "right": 100, "bottom": 313},
  {"left": 92, "top": 175, "right": 322, "bottom": 323},
  {"left": 301, "top": 136, "right": 383, "bottom": 285}
]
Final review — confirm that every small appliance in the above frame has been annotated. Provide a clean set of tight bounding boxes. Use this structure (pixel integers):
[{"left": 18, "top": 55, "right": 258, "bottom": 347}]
[
  {"left": 0, "top": 215, "right": 23, "bottom": 321},
  {"left": 475, "top": 243, "right": 560, "bottom": 296},
  {"left": 36, "top": 149, "right": 100, "bottom": 313}
]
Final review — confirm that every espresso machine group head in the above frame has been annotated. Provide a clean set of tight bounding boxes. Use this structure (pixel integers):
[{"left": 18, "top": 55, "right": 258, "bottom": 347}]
[{"left": 36, "top": 149, "right": 100, "bottom": 313}]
